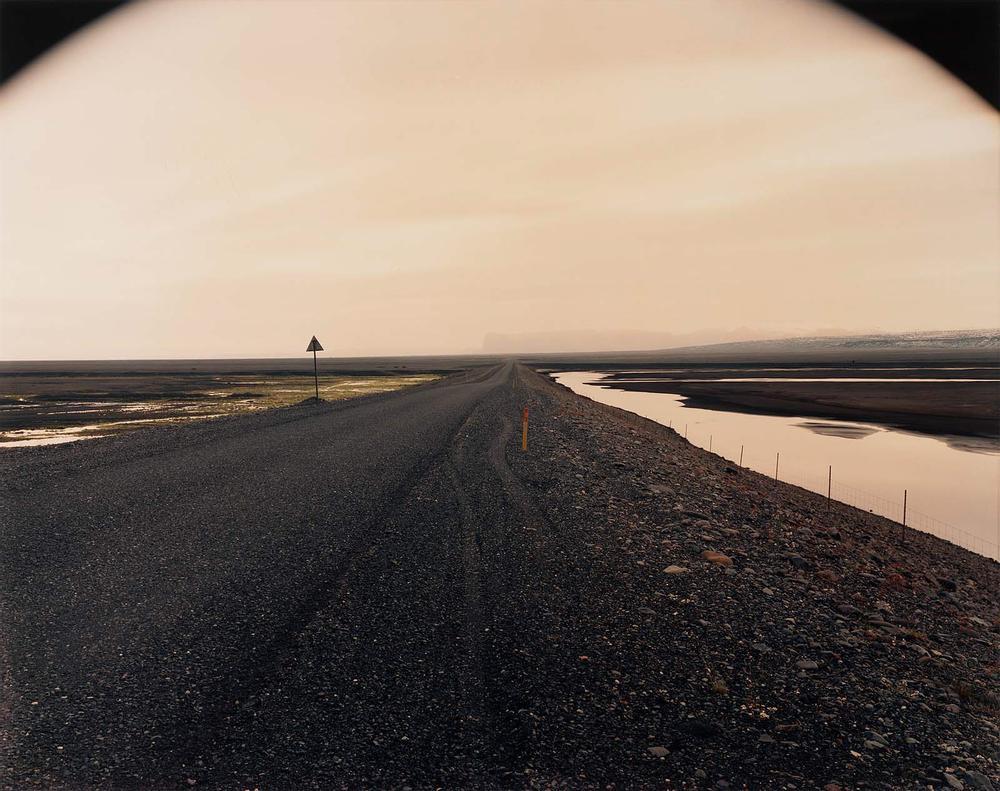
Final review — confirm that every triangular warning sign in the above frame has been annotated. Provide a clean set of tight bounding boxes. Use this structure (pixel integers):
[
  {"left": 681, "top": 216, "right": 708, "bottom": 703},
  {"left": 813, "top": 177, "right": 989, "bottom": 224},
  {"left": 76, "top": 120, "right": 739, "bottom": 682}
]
[{"left": 306, "top": 336, "right": 324, "bottom": 352}]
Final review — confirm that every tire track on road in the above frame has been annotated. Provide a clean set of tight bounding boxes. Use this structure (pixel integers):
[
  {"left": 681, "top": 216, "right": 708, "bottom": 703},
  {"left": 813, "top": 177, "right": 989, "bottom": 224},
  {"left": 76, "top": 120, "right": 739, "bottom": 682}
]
[
  {"left": 143, "top": 366, "right": 513, "bottom": 785},
  {"left": 441, "top": 379, "right": 565, "bottom": 773}
]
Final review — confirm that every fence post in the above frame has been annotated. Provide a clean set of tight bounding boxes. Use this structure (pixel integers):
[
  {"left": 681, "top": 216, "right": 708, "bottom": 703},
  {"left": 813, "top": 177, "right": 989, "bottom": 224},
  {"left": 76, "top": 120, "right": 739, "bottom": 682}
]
[
  {"left": 739, "top": 444, "right": 744, "bottom": 466},
  {"left": 902, "top": 489, "right": 907, "bottom": 541},
  {"left": 774, "top": 452, "right": 779, "bottom": 481},
  {"left": 709, "top": 435, "right": 712, "bottom": 453},
  {"left": 827, "top": 465, "right": 832, "bottom": 508}
]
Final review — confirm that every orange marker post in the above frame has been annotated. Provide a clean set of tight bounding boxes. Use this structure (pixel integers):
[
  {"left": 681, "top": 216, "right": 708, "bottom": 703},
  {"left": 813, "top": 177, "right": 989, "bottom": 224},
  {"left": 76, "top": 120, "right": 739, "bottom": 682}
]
[{"left": 522, "top": 406, "right": 529, "bottom": 451}]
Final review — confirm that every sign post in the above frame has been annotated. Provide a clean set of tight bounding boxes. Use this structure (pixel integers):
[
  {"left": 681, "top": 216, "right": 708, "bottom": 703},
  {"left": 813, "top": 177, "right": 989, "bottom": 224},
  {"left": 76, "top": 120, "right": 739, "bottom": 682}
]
[{"left": 306, "top": 335, "right": 324, "bottom": 400}]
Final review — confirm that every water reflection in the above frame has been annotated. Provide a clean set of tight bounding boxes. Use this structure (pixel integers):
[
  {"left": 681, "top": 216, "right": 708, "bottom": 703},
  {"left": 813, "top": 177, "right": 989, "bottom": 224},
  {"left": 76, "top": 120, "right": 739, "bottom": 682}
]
[
  {"left": 617, "top": 377, "right": 999, "bottom": 383},
  {"left": 554, "top": 372, "right": 1000, "bottom": 560},
  {"left": 797, "top": 421, "right": 880, "bottom": 439},
  {"left": 0, "top": 374, "right": 437, "bottom": 448}
]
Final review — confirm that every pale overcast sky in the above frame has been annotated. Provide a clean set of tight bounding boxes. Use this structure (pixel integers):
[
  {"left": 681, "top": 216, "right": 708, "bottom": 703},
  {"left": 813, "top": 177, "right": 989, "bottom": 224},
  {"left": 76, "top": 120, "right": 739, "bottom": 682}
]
[{"left": 1, "top": 0, "right": 997, "bottom": 359}]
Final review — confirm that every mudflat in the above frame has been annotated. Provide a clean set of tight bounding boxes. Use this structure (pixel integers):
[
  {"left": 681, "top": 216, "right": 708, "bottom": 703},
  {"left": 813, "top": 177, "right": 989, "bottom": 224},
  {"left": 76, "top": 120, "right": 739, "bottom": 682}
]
[
  {"left": 0, "top": 366, "right": 441, "bottom": 444},
  {"left": 600, "top": 378, "right": 1000, "bottom": 440}
]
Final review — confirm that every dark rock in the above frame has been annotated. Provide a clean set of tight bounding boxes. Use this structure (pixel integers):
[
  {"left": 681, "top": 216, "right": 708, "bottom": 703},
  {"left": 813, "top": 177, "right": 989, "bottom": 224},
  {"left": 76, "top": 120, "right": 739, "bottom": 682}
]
[
  {"left": 963, "top": 771, "right": 996, "bottom": 791},
  {"left": 677, "top": 718, "right": 722, "bottom": 740}
]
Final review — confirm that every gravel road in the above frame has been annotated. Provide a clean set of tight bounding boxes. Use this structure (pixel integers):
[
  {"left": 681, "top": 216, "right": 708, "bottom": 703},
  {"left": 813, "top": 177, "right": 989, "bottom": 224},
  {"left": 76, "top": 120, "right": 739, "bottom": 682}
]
[{"left": 1, "top": 363, "right": 997, "bottom": 790}]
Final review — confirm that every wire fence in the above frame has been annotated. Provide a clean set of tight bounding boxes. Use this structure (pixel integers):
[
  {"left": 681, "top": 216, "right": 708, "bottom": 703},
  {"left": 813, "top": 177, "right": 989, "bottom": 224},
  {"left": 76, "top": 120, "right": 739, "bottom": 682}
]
[{"left": 691, "top": 435, "right": 999, "bottom": 562}]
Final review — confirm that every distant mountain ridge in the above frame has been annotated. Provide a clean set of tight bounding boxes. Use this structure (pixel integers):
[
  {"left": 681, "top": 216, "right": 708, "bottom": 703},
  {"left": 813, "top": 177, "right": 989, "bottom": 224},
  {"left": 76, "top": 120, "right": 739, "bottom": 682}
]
[
  {"left": 493, "top": 329, "right": 1000, "bottom": 356},
  {"left": 670, "top": 329, "right": 1000, "bottom": 354},
  {"left": 526, "top": 329, "right": 1000, "bottom": 364}
]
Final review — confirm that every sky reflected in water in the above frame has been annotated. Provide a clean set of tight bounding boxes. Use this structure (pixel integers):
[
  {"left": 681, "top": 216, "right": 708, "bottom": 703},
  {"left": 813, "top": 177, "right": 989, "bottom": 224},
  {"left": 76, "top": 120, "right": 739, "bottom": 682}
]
[{"left": 555, "top": 372, "right": 1000, "bottom": 560}]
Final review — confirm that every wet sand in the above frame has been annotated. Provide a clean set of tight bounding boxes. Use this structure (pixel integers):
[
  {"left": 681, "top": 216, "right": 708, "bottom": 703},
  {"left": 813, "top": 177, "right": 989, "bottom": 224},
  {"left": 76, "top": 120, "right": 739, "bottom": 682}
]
[
  {"left": 0, "top": 356, "right": 503, "bottom": 446},
  {"left": 0, "top": 369, "right": 440, "bottom": 445}
]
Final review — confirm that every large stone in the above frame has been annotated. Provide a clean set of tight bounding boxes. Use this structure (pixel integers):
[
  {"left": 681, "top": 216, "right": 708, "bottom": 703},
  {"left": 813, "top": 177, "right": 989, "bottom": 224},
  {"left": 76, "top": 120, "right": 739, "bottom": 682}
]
[
  {"left": 701, "top": 551, "right": 733, "bottom": 567},
  {"left": 963, "top": 771, "right": 996, "bottom": 791},
  {"left": 787, "top": 554, "right": 813, "bottom": 571},
  {"left": 664, "top": 565, "right": 689, "bottom": 574}
]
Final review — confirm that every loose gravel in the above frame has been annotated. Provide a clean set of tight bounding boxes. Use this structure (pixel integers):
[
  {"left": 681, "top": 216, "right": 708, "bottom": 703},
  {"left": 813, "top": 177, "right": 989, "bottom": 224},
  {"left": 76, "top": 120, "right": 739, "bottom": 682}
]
[{"left": 1, "top": 363, "right": 996, "bottom": 790}]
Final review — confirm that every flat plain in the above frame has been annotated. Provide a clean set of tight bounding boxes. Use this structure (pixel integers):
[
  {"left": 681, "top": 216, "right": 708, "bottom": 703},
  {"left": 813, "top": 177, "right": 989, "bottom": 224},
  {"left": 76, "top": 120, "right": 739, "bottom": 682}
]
[{"left": 1, "top": 363, "right": 997, "bottom": 789}]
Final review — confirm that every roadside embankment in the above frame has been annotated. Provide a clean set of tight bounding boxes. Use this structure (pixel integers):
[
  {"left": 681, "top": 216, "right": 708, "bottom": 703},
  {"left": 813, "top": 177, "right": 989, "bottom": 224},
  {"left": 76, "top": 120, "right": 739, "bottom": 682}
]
[{"left": 507, "top": 367, "right": 999, "bottom": 789}]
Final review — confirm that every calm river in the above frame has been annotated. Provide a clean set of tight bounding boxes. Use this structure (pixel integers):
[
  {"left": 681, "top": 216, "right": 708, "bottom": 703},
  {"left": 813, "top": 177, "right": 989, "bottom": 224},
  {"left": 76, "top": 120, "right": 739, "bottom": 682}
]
[{"left": 554, "top": 372, "right": 999, "bottom": 561}]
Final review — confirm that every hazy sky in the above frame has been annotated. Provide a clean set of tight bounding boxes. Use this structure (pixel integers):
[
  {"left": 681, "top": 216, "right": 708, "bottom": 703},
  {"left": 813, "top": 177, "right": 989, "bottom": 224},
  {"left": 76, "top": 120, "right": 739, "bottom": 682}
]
[{"left": 1, "top": 0, "right": 997, "bottom": 359}]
